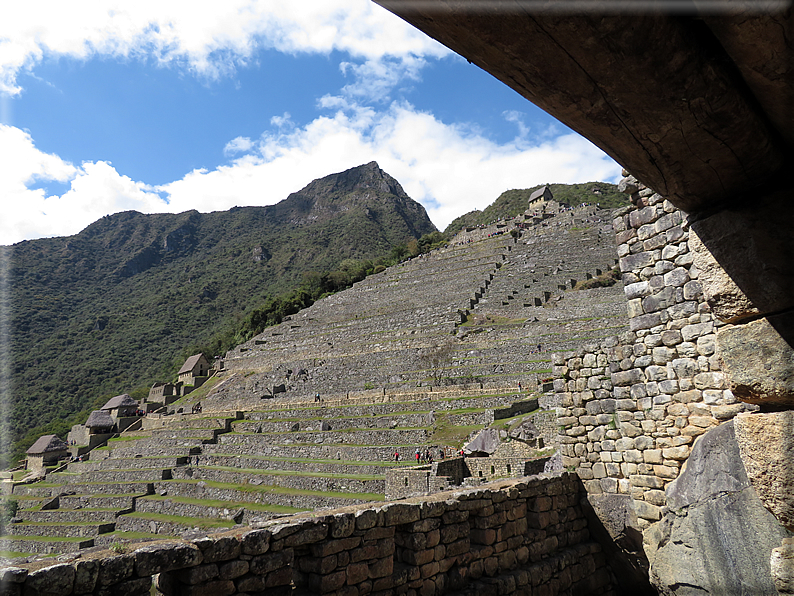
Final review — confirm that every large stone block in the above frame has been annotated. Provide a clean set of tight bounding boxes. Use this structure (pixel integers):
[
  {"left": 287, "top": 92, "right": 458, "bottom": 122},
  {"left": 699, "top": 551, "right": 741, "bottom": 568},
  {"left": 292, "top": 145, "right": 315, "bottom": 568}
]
[
  {"left": 688, "top": 189, "right": 794, "bottom": 323},
  {"left": 735, "top": 411, "right": 794, "bottom": 532},
  {"left": 718, "top": 313, "right": 794, "bottom": 405},
  {"left": 135, "top": 541, "right": 203, "bottom": 576}
]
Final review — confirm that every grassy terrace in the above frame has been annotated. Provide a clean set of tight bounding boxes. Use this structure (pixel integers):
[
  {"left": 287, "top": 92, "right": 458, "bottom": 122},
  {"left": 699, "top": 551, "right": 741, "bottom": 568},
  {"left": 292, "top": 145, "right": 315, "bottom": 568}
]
[
  {"left": 19, "top": 506, "right": 119, "bottom": 513},
  {"left": 0, "top": 535, "right": 89, "bottom": 543},
  {"left": 236, "top": 405, "right": 492, "bottom": 424},
  {"left": 202, "top": 465, "right": 384, "bottom": 481},
  {"left": 118, "top": 512, "right": 235, "bottom": 530},
  {"left": 139, "top": 494, "right": 306, "bottom": 514},
  {"left": 202, "top": 454, "right": 405, "bottom": 468},
  {"left": 8, "top": 521, "right": 112, "bottom": 528},
  {"left": 160, "top": 479, "right": 384, "bottom": 501},
  {"left": 243, "top": 391, "right": 522, "bottom": 416}
]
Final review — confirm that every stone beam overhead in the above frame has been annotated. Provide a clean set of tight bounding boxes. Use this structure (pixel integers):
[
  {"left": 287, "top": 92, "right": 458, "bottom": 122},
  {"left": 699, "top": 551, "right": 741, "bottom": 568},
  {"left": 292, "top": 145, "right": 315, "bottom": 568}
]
[{"left": 372, "top": 1, "right": 791, "bottom": 212}]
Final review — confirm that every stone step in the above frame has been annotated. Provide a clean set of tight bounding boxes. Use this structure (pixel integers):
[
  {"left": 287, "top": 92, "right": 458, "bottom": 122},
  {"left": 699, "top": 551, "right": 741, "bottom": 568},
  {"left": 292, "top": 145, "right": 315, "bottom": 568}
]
[
  {"left": 105, "top": 445, "right": 201, "bottom": 458},
  {"left": 52, "top": 468, "right": 172, "bottom": 484},
  {"left": 59, "top": 494, "right": 139, "bottom": 509},
  {"left": 169, "top": 466, "right": 386, "bottom": 495},
  {"left": 232, "top": 412, "right": 434, "bottom": 434},
  {"left": 199, "top": 443, "right": 431, "bottom": 462},
  {"left": 149, "top": 428, "right": 224, "bottom": 440},
  {"left": 0, "top": 536, "right": 94, "bottom": 555},
  {"left": 4, "top": 521, "right": 115, "bottom": 538},
  {"left": 198, "top": 454, "right": 399, "bottom": 476},
  {"left": 219, "top": 427, "right": 431, "bottom": 447},
  {"left": 11, "top": 484, "right": 63, "bottom": 498},
  {"left": 71, "top": 456, "right": 189, "bottom": 472},
  {"left": 133, "top": 495, "right": 306, "bottom": 524},
  {"left": 144, "top": 415, "right": 238, "bottom": 431},
  {"left": 241, "top": 391, "right": 518, "bottom": 419},
  {"left": 17, "top": 508, "right": 122, "bottom": 524},
  {"left": 54, "top": 481, "right": 154, "bottom": 496},
  {"left": 151, "top": 479, "right": 380, "bottom": 510},
  {"left": 114, "top": 512, "right": 235, "bottom": 536}
]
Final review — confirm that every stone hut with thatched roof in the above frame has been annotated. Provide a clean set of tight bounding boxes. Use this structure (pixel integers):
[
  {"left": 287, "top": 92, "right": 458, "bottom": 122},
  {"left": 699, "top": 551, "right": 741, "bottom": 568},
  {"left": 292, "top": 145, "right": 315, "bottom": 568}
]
[
  {"left": 26, "top": 434, "right": 68, "bottom": 472},
  {"left": 100, "top": 393, "right": 140, "bottom": 432},
  {"left": 67, "top": 409, "right": 120, "bottom": 454},
  {"left": 86, "top": 410, "right": 115, "bottom": 433}
]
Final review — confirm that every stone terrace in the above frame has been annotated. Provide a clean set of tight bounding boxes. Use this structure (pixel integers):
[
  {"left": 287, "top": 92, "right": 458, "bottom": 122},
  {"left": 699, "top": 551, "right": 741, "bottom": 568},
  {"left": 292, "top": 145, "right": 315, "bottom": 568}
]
[
  {"left": 3, "top": 386, "right": 527, "bottom": 555},
  {"left": 2, "top": 204, "right": 625, "bottom": 558},
  {"left": 216, "top": 205, "right": 626, "bottom": 405}
]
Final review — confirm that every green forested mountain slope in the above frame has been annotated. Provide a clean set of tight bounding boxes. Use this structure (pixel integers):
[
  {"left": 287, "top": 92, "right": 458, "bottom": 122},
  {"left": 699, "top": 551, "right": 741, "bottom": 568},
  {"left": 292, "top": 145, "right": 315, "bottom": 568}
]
[
  {"left": 443, "top": 182, "right": 628, "bottom": 235},
  {"left": 8, "top": 162, "right": 436, "bottom": 452}
]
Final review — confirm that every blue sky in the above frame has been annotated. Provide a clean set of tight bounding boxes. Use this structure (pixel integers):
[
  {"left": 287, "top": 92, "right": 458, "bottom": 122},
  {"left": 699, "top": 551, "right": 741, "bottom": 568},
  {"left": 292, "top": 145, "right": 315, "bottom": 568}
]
[{"left": 0, "top": 0, "right": 622, "bottom": 245}]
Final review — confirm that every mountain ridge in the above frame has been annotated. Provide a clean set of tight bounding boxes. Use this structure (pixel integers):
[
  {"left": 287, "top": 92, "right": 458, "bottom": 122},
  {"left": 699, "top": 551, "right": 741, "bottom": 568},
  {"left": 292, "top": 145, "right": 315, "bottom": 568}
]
[{"left": 7, "top": 162, "right": 437, "bottom": 460}]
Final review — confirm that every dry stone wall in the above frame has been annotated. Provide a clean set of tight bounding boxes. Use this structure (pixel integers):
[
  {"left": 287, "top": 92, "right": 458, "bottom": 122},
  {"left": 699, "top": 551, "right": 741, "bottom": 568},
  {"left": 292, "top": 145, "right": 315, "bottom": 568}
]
[
  {"left": 1, "top": 473, "right": 617, "bottom": 596},
  {"left": 553, "top": 189, "right": 757, "bottom": 528}
]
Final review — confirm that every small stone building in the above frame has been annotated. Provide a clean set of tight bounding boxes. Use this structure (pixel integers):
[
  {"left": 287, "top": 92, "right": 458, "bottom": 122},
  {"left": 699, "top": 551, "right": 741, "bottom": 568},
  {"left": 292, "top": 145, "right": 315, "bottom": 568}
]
[
  {"left": 26, "top": 434, "right": 69, "bottom": 473},
  {"left": 100, "top": 394, "right": 139, "bottom": 432},
  {"left": 86, "top": 409, "right": 115, "bottom": 433},
  {"left": 178, "top": 354, "right": 211, "bottom": 387},
  {"left": 528, "top": 185, "right": 553, "bottom": 207},
  {"left": 148, "top": 382, "right": 178, "bottom": 407}
]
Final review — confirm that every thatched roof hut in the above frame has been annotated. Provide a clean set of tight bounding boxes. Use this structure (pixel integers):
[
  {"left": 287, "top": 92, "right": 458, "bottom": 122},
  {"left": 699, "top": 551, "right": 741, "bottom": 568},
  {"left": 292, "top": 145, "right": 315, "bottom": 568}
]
[
  {"left": 86, "top": 410, "right": 114, "bottom": 431},
  {"left": 26, "top": 434, "right": 68, "bottom": 455},
  {"left": 101, "top": 394, "right": 138, "bottom": 410}
]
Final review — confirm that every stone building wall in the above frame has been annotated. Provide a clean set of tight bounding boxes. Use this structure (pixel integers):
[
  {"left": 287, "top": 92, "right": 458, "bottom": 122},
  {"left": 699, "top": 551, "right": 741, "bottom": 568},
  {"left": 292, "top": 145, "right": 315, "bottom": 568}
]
[
  {"left": 1, "top": 473, "right": 616, "bottom": 596},
  {"left": 552, "top": 184, "right": 761, "bottom": 532}
]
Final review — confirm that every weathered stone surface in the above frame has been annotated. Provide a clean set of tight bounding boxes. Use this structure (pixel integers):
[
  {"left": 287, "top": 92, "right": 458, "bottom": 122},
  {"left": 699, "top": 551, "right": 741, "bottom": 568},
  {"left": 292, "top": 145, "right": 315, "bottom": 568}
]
[
  {"left": 373, "top": 5, "right": 786, "bottom": 210},
  {"left": 771, "top": 540, "right": 794, "bottom": 595},
  {"left": 718, "top": 313, "right": 794, "bottom": 405},
  {"left": 689, "top": 190, "right": 794, "bottom": 322},
  {"left": 735, "top": 411, "right": 794, "bottom": 532},
  {"left": 134, "top": 541, "right": 202, "bottom": 576},
  {"left": 645, "top": 420, "right": 789, "bottom": 596},
  {"left": 22, "top": 564, "right": 74, "bottom": 596}
]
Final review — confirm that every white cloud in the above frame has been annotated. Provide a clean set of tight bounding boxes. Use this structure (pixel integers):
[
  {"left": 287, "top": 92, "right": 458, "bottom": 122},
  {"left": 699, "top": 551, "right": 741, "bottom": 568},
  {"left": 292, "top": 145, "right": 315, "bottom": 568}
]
[
  {"left": 223, "top": 136, "right": 254, "bottom": 156},
  {"left": 0, "top": 124, "right": 166, "bottom": 245},
  {"left": 1, "top": 104, "right": 621, "bottom": 245},
  {"left": 157, "top": 102, "right": 621, "bottom": 229},
  {"left": 0, "top": 0, "right": 447, "bottom": 96}
]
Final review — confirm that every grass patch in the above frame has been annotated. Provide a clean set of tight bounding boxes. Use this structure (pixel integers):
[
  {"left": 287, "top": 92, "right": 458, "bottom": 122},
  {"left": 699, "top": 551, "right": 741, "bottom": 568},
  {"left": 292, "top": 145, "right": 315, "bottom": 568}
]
[
  {"left": 0, "top": 535, "right": 88, "bottom": 542},
  {"left": 161, "top": 479, "right": 384, "bottom": 501},
  {"left": 120, "top": 512, "right": 235, "bottom": 529},
  {"left": 0, "top": 550, "right": 33, "bottom": 558},
  {"left": 139, "top": 495, "right": 305, "bottom": 514},
  {"left": 205, "top": 465, "right": 384, "bottom": 481}
]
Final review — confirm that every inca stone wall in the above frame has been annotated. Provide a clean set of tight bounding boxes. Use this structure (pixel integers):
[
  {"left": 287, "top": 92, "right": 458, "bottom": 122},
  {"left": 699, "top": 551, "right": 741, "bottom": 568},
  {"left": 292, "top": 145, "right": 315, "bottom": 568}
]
[
  {"left": 1, "top": 473, "right": 617, "bottom": 596},
  {"left": 553, "top": 183, "right": 757, "bottom": 528}
]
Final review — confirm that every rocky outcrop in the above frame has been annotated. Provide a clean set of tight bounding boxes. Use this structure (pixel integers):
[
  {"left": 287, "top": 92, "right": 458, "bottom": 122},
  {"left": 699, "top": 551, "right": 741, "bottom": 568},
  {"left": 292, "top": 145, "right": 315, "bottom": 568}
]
[{"left": 644, "top": 420, "right": 790, "bottom": 596}]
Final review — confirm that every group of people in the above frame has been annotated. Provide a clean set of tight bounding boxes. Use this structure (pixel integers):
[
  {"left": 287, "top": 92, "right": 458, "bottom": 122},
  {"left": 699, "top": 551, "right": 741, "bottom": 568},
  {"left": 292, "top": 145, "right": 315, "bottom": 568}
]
[
  {"left": 191, "top": 402, "right": 203, "bottom": 414},
  {"left": 393, "top": 447, "right": 447, "bottom": 464}
]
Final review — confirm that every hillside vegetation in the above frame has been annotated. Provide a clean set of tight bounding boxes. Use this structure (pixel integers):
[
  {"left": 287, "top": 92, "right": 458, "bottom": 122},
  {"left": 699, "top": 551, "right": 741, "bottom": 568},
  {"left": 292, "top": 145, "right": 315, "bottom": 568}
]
[
  {"left": 7, "top": 162, "right": 436, "bottom": 463},
  {"left": 444, "top": 182, "right": 627, "bottom": 235}
]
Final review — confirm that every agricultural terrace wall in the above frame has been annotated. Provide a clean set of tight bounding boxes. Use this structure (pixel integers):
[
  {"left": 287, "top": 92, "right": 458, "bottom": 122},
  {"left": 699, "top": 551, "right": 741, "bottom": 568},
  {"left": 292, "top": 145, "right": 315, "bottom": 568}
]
[
  {"left": 552, "top": 186, "right": 757, "bottom": 529},
  {"left": 1, "top": 473, "right": 617, "bottom": 596}
]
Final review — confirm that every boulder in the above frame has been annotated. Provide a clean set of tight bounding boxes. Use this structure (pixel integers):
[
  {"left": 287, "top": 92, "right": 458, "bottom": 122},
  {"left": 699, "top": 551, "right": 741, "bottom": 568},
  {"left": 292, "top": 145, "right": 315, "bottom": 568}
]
[
  {"left": 644, "top": 420, "right": 790, "bottom": 596},
  {"left": 734, "top": 410, "right": 794, "bottom": 532},
  {"left": 463, "top": 428, "right": 500, "bottom": 455},
  {"left": 718, "top": 312, "right": 794, "bottom": 406}
]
